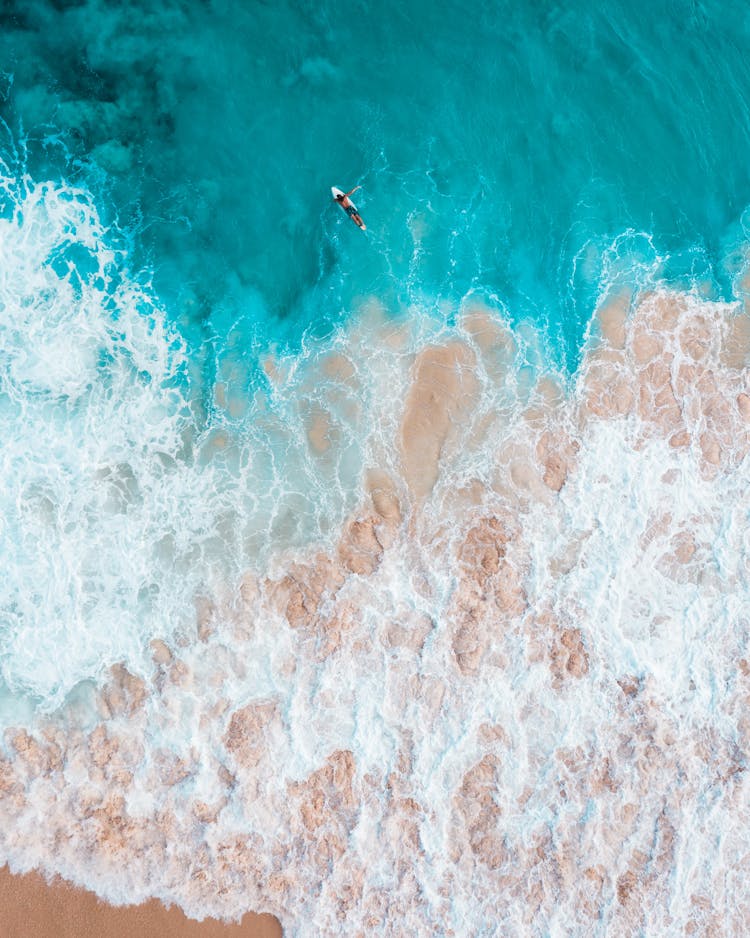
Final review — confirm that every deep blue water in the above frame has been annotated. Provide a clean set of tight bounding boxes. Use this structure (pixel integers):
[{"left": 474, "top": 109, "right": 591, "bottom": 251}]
[{"left": 2, "top": 0, "right": 750, "bottom": 365}]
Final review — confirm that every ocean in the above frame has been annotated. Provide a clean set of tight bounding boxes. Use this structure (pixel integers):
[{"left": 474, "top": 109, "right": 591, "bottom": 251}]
[{"left": 1, "top": 0, "right": 750, "bottom": 934}]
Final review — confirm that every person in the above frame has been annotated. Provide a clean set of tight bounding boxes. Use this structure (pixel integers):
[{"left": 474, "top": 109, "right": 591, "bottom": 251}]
[{"left": 334, "top": 185, "right": 366, "bottom": 229}]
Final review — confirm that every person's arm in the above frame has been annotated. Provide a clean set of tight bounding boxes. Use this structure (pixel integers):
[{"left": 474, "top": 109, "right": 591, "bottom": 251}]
[{"left": 344, "top": 185, "right": 362, "bottom": 196}]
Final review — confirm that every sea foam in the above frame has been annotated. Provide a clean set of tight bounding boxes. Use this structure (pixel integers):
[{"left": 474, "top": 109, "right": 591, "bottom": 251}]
[
  {"left": 1, "top": 172, "right": 750, "bottom": 937},
  {"left": 0, "top": 171, "right": 371, "bottom": 710}
]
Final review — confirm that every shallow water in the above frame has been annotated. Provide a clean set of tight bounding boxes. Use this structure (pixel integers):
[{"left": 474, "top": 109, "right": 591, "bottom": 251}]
[{"left": 2, "top": 1, "right": 750, "bottom": 935}]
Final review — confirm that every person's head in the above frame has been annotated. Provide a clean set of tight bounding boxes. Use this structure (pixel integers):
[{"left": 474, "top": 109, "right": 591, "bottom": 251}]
[{"left": 336, "top": 192, "right": 344, "bottom": 201}]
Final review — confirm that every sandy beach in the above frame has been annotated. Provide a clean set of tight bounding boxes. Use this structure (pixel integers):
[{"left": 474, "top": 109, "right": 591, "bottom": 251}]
[{"left": 0, "top": 866, "right": 281, "bottom": 938}]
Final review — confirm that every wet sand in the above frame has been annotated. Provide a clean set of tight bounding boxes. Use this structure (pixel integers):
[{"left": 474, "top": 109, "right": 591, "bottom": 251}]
[{"left": 0, "top": 866, "right": 282, "bottom": 938}]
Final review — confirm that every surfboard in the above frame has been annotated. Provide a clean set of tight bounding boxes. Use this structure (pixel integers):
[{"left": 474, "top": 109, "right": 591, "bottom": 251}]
[{"left": 332, "top": 186, "right": 366, "bottom": 230}]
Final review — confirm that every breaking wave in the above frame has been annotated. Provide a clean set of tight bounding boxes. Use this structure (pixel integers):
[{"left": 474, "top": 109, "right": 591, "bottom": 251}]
[{"left": 1, "top": 168, "right": 750, "bottom": 936}]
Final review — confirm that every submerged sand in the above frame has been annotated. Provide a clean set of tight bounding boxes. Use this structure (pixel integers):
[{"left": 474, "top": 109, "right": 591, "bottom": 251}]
[{"left": 3, "top": 288, "right": 750, "bottom": 935}]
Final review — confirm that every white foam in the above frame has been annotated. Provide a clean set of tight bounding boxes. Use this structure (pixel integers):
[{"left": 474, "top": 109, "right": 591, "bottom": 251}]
[
  {"left": 2, "top": 173, "right": 750, "bottom": 937},
  {"left": 0, "top": 173, "right": 386, "bottom": 709}
]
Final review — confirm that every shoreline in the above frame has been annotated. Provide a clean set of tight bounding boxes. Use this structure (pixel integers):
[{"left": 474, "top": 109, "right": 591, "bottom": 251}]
[{"left": 0, "top": 865, "right": 282, "bottom": 938}]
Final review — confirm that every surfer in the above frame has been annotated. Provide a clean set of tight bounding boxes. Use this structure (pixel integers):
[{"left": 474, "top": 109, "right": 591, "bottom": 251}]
[{"left": 334, "top": 185, "right": 366, "bottom": 229}]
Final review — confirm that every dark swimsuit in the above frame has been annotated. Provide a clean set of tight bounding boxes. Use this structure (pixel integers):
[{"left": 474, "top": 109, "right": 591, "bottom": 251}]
[{"left": 345, "top": 205, "right": 357, "bottom": 217}]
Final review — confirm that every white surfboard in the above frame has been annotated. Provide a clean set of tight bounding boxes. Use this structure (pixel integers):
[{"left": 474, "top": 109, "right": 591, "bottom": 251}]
[{"left": 331, "top": 186, "right": 366, "bottom": 230}]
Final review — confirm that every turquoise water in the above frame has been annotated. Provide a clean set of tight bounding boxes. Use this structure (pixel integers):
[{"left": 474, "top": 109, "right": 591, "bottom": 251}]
[
  {"left": 3, "top": 0, "right": 750, "bottom": 366},
  {"left": 2, "top": 0, "right": 750, "bottom": 703}
]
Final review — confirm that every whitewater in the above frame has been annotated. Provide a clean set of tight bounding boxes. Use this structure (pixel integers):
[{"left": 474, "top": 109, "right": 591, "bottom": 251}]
[{"left": 0, "top": 165, "right": 749, "bottom": 935}]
